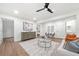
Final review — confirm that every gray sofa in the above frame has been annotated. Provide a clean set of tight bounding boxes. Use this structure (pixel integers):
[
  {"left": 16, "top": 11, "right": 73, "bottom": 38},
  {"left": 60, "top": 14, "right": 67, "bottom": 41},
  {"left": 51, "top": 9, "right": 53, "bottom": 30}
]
[{"left": 64, "top": 41, "right": 79, "bottom": 53}]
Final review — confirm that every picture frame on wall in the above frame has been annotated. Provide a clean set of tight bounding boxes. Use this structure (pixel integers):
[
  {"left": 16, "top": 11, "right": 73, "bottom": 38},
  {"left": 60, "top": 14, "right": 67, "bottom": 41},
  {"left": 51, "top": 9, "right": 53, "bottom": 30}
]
[
  {"left": 23, "top": 22, "right": 33, "bottom": 32},
  {"left": 23, "top": 22, "right": 29, "bottom": 31}
]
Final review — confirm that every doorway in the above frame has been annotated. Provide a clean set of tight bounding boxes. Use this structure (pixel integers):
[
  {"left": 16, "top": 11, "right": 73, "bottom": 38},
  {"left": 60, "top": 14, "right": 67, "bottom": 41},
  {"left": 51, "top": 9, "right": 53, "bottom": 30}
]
[{"left": 2, "top": 18, "right": 14, "bottom": 41}]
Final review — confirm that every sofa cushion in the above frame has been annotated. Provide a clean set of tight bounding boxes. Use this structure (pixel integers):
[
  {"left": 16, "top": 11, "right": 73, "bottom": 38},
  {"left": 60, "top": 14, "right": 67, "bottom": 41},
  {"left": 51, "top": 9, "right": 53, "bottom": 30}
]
[{"left": 64, "top": 41, "right": 79, "bottom": 53}]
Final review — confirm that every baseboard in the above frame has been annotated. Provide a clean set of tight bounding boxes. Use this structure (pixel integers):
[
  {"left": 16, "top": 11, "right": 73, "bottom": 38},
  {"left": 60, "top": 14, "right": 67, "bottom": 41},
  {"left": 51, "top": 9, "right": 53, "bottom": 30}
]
[{"left": 3, "top": 37, "right": 14, "bottom": 39}]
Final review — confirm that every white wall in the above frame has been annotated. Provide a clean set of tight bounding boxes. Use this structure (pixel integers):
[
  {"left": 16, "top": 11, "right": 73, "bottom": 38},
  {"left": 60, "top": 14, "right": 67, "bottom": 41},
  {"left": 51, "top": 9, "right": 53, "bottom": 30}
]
[
  {"left": 14, "top": 19, "right": 36, "bottom": 41},
  {"left": 39, "top": 24, "right": 45, "bottom": 36},
  {"left": 14, "top": 19, "right": 23, "bottom": 41},
  {"left": 40, "top": 16, "right": 76, "bottom": 38},
  {"left": 0, "top": 12, "right": 78, "bottom": 41},
  {"left": 0, "top": 18, "right": 3, "bottom": 41},
  {"left": 66, "top": 20, "right": 76, "bottom": 34},
  {"left": 54, "top": 21, "right": 65, "bottom": 38},
  {"left": 40, "top": 20, "right": 66, "bottom": 38},
  {"left": 0, "top": 15, "right": 36, "bottom": 41},
  {"left": 76, "top": 13, "right": 79, "bottom": 37}
]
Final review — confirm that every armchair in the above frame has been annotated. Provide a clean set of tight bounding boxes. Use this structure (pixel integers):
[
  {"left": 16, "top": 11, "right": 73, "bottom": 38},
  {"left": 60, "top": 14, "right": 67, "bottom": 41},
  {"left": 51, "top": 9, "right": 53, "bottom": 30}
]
[
  {"left": 65, "top": 34, "right": 77, "bottom": 42},
  {"left": 55, "top": 34, "right": 79, "bottom": 56},
  {"left": 56, "top": 39, "right": 79, "bottom": 56}
]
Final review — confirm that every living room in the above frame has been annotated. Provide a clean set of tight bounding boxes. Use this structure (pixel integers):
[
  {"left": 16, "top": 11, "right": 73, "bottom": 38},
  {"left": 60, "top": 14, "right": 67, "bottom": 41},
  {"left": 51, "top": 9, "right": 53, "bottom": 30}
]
[{"left": 0, "top": 3, "right": 79, "bottom": 56}]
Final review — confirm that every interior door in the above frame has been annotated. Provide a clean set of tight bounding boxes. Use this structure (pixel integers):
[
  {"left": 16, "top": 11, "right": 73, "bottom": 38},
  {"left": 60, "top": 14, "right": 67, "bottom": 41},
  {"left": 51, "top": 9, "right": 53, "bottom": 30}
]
[
  {"left": 0, "top": 19, "right": 3, "bottom": 40},
  {"left": 2, "top": 18, "right": 14, "bottom": 38}
]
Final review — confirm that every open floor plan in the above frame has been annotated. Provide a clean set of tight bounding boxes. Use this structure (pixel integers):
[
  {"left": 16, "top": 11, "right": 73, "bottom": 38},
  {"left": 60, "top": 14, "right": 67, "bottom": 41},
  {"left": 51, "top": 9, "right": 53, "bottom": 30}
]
[{"left": 0, "top": 3, "right": 79, "bottom": 56}]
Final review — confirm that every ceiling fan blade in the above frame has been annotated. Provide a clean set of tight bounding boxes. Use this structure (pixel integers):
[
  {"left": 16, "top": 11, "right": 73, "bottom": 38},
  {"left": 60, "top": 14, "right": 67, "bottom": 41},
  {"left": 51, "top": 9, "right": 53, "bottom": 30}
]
[
  {"left": 47, "top": 8, "right": 53, "bottom": 13},
  {"left": 44, "top": 3, "right": 49, "bottom": 8},
  {"left": 36, "top": 8, "right": 45, "bottom": 12}
]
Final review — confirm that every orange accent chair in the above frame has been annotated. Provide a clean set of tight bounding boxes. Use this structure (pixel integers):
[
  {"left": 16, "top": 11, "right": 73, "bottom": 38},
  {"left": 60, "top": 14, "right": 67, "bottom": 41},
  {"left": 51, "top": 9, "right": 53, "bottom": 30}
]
[{"left": 65, "top": 34, "right": 77, "bottom": 42}]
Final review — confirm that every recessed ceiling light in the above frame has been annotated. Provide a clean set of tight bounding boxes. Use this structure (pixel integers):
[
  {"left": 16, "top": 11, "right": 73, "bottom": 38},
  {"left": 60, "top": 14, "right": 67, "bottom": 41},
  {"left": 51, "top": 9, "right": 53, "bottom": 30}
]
[
  {"left": 33, "top": 17, "right": 37, "bottom": 20},
  {"left": 14, "top": 10, "right": 19, "bottom": 14}
]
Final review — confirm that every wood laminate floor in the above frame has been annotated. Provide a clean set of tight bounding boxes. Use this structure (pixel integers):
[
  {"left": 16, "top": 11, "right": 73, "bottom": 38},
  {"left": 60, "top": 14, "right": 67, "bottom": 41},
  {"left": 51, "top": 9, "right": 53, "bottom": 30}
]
[{"left": 0, "top": 38, "right": 29, "bottom": 56}]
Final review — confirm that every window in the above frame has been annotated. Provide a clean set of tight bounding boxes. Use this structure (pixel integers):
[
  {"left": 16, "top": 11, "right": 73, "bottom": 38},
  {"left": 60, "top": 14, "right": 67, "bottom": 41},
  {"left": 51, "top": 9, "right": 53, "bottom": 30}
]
[{"left": 47, "top": 25, "right": 54, "bottom": 33}]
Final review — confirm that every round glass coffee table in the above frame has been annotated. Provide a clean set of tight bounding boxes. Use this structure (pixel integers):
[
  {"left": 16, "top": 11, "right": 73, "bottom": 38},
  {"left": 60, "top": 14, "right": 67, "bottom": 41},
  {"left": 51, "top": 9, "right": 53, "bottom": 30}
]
[{"left": 38, "top": 38, "right": 52, "bottom": 55}]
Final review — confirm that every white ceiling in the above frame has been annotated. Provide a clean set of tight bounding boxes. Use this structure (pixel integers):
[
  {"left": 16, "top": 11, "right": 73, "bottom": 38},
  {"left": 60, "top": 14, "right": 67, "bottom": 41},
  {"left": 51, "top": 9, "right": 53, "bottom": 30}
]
[{"left": 0, "top": 3, "right": 79, "bottom": 22}]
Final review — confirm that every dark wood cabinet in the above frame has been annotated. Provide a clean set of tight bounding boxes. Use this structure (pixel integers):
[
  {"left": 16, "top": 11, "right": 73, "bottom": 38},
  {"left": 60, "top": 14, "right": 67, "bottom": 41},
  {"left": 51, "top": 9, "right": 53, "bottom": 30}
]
[{"left": 21, "top": 32, "right": 36, "bottom": 41}]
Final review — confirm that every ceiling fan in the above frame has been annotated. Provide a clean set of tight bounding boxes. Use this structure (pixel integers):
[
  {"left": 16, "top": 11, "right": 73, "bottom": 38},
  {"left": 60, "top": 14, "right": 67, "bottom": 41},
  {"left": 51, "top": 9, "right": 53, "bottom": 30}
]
[{"left": 36, "top": 3, "right": 53, "bottom": 13}]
